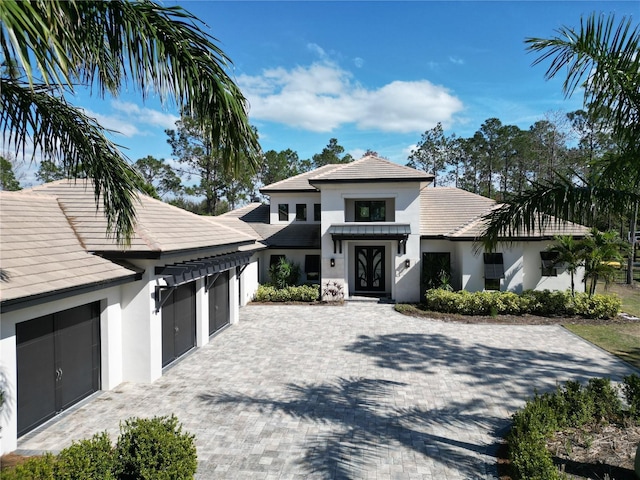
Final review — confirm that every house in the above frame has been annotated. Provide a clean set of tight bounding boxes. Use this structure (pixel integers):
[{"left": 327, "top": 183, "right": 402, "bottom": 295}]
[
  {"left": 222, "top": 155, "right": 588, "bottom": 302},
  {"left": 0, "top": 180, "right": 262, "bottom": 454}
]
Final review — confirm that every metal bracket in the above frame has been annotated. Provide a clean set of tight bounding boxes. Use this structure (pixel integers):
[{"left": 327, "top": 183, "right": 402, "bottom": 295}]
[
  {"left": 205, "top": 273, "right": 221, "bottom": 292},
  {"left": 154, "top": 285, "right": 176, "bottom": 313}
]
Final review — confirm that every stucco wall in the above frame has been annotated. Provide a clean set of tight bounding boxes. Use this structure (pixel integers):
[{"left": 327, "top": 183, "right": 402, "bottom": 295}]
[{"left": 268, "top": 192, "right": 322, "bottom": 224}]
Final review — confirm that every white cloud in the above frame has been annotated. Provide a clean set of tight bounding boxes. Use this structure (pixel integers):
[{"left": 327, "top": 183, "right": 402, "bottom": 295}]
[
  {"left": 353, "top": 57, "right": 364, "bottom": 68},
  {"left": 449, "top": 56, "right": 464, "bottom": 65},
  {"left": 307, "top": 43, "right": 327, "bottom": 58},
  {"left": 82, "top": 108, "right": 140, "bottom": 137},
  {"left": 111, "top": 101, "right": 179, "bottom": 129},
  {"left": 239, "top": 62, "right": 463, "bottom": 134}
]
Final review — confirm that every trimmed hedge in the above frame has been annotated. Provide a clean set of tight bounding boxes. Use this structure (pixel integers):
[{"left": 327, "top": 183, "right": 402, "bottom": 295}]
[
  {"left": 2, "top": 416, "right": 196, "bottom": 480},
  {"left": 253, "top": 284, "right": 320, "bottom": 302},
  {"left": 507, "top": 375, "right": 640, "bottom": 480},
  {"left": 423, "top": 289, "right": 621, "bottom": 319}
]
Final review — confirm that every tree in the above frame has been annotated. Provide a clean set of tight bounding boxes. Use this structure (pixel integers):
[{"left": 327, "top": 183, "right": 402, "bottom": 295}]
[
  {"left": 407, "top": 123, "right": 451, "bottom": 187},
  {"left": 483, "top": 13, "right": 640, "bottom": 286},
  {"left": 262, "top": 149, "right": 302, "bottom": 186},
  {"left": 547, "top": 235, "right": 586, "bottom": 296},
  {"left": 35, "top": 160, "right": 67, "bottom": 183},
  {"left": 0, "top": 155, "right": 21, "bottom": 191},
  {"left": 581, "top": 229, "right": 628, "bottom": 296},
  {"left": 311, "top": 138, "right": 353, "bottom": 168},
  {"left": 134, "top": 156, "right": 183, "bottom": 200},
  {"left": 167, "top": 114, "right": 256, "bottom": 215},
  {"left": 0, "top": 0, "right": 259, "bottom": 242}
]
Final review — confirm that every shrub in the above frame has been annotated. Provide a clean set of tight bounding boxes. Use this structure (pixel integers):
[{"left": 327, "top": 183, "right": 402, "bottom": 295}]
[
  {"left": 623, "top": 374, "right": 640, "bottom": 420},
  {"left": 115, "top": 415, "right": 197, "bottom": 480},
  {"left": 254, "top": 284, "right": 319, "bottom": 302},
  {"left": 56, "top": 432, "right": 116, "bottom": 479},
  {"left": 268, "top": 257, "right": 300, "bottom": 288},
  {"left": 585, "top": 377, "right": 622, "bottom": 421},
  {"left": 422, "top": 288, "right": 620, "bottom": 319},
  {"left": 2, "top": 453, "right": 56, "bottom": 480}
]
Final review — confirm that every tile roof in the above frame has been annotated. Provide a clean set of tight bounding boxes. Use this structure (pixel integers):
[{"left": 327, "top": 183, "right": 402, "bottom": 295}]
[
  {"left": 260, "top": 156, "right": 433, "bottom": 194},
  {"left": 26, "top": 180, "right": 257, "bottom": 254},
  {"left": 220, "top": 203, "right": 320, "bottom": 248},
  {"left": 421, "top": 187, "right": 589, "bottom": 239},
  {"left": 260, "top": 164, "right": 341, "bottom": 193},
  {"left": 0, "top": 191, "right": 138, "bottom": 307},
  {"left": 309, "top": 155, "right": 433, "bottom": 184}
]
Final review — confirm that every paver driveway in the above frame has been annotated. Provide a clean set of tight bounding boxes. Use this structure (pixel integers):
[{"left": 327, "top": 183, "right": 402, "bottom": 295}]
[{"left": 17, "top": 303, "right": 636, "bottom": 479}]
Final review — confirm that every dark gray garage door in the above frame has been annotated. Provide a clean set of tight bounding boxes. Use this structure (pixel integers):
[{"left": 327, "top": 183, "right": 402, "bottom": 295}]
[
  {"left": 16, "top": 302, "right": 100, "bottom": 436},
  {"left": 209, "top": 271, "right": 229, "bottom": 335},
  {"left": 162, "top": 282, "right": 196, "bottom": 367}
]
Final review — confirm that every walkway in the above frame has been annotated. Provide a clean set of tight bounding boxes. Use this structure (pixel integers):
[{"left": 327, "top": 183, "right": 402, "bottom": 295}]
[{"left": 17, "top": 303, "right": 636, "bottom": 479}]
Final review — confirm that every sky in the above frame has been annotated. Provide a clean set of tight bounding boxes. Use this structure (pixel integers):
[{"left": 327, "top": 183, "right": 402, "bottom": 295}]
[{"left": 14, "top": 1, "right": 640, "bottom": 186}]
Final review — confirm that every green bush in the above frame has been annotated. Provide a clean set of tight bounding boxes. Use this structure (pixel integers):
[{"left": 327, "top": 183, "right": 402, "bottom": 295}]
[
  {"left": 56, "top": 432, "right": 116, "bottom": 479},
  {"left": 623, "top": 374, "right": 640, "bottom": 420},
  {"left": 254, "top": 284, "right": 319, "bottom": 302},
  {"left": 507, "top": 378, "right": 633, "bottom": 480},
  {"left": 268, "top": 257, "right": 300, "bottom": 288},
  {"left": 2, "top": 453, "right": 56, "bottom": 480},
  {"left": 422, "top": 289, "right": 620, "bottom": 319},
  {"left": 115, "top": 415, "right": 197, "bottom": 480}
]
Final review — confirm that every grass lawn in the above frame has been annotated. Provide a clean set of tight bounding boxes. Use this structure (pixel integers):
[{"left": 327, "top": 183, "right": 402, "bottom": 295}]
[
  {"left": 565, "top": 323, "right": 640, "bottom": 370},
  {"left": 566, "top": 282, "right": 640, "bottom": 370}
]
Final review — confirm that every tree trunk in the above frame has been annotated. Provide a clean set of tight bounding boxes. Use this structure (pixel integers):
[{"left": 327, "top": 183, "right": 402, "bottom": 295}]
[{"left": 628, "top": 201, "right": 638, "bottom": 285}]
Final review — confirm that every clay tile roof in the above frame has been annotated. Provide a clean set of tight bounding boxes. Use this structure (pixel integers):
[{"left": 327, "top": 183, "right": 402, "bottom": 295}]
[
  {"left": 26, "top": 180, "right": 257, "bottom": 254},
  {"left": 0, "top": 191, "right": 138, "bottom": 306},
  {"left": 309, "top": 155, "right": 433, "bottom": 184},
  {"left": 260, "top": 164, "right": 341, "bottom": 193},
  {"left": 421, "top": 187, "right": 589, "bottom": 238}
]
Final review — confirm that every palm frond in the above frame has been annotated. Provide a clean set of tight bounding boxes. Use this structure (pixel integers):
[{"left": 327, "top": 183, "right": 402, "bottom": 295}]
[
  {"left": 481, "top": 176, "right": 640, "bottom": 251},
  {"left": 0, "top": 77, "right": 140, "bottom": 244}
]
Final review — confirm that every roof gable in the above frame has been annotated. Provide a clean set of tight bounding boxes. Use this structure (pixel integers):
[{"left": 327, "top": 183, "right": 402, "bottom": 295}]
[
  {"left": 26, "top": 180, "right": 257, "bottom": 254},
  {"left": 0, "top": 191, "right": 138, "bottom": 308},
  {"left": 310, "top": 155, "right": 433, "bottom": 185}
]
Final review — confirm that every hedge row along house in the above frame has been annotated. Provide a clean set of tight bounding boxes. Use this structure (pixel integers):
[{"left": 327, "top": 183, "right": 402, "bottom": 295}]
[{"left": 0, "top": 155, "right": 586, "bottom": 454}]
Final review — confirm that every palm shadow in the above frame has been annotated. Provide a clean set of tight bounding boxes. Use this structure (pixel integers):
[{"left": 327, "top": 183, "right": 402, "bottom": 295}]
[{"left": 200, "top": 377, "right": 504, "bottom": 479}]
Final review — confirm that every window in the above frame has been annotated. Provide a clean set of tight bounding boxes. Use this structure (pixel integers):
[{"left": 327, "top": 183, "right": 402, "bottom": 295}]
[
  {"left": 540, "top": 251, "right": 559, "bottom": 277},
  {"left": 296, "top": 203, "right": 307, "bottom": 221},
  {"left": 355, "top": 200, "right": 386, "bottom": 222},
  {"left": 422, "top": 252, "right": 451, "bottom": 290},
  {"left": 483, "top": 253, "right": 504, "bottom": 291},
  {"left": 305, "top": 255, "right": 320, "bottom": 280},
  {"left": 314, "top": 203, "right": 321, "bottom": 222},
  {"left": 270, "top": 254, "right": 286, "bottom": 267},
  {"left": 278, "top": 204, "right": 288, "bottom": 221}
]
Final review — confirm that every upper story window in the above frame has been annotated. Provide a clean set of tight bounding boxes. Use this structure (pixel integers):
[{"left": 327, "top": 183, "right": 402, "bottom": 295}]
[
  {"left": 278, "top": 204, "right": 288, "bottom": 221},
  {"left": 314, "top": 203, "right": 321, "bottom": 222},
  {"left": 355, "top": 200, "right": 386, "bottom": 222},
  {"left": 296, "top": 203, "right": 307, "bottom": 221}
]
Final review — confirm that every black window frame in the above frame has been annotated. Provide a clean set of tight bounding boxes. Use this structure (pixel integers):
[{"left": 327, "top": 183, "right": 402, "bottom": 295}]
[
  {"left": 483, "top": 252, "right": 505, "bottom": 291},
  {"left": 270, "top": 254, "right": 286, "bottom": 267},
  {"left": 304, "top": 254, "right": 320, "bottom": 280},
  {"left": 314, "top": 203, "right": 321, "bottom": 222},
  {"left": 540, "top": 251, "right": 559, "bottom": 277},
  {"left": 295, "top": 203, "right": 307, "bottom": 221},
  {"left": 354, "top": 200, "right": 386, "bottom": 222},
  {"left": 278, "top": 203, "right": 289, "bottom": 221}
]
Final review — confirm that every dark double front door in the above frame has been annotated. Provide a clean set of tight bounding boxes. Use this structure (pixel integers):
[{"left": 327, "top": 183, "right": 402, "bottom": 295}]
[
  {"left": 162, "top": 282, "right": 196, "bottom": 367},
  {"left": 355, "top": 246, "right": 385, "bottom": 292},
  {"left": 16, "top": 302, "right": 100, "bottom": 436},
  {"left": 209, "top": 271, "right": 230, "bottom": 335}
]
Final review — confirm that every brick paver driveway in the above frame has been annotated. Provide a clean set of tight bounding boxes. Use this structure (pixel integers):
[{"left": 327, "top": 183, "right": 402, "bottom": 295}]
[{"left": 18, "top": 303, "right": 636, "bottom": 479}]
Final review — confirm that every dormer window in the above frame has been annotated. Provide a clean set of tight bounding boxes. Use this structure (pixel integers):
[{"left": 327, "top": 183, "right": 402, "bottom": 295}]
[{"left": 355, "top": 200, "right": 386, "bottom": 222}]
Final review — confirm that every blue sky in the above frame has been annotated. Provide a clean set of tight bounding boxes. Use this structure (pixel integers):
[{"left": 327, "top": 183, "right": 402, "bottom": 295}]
[{"left": 30, "top": 1, "right": 638, "bottom": 186}]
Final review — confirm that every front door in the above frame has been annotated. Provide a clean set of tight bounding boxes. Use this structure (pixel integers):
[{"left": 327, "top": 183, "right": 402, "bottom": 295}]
[{"left": 355, "top": 246, "right": 385, "bottom": 292}]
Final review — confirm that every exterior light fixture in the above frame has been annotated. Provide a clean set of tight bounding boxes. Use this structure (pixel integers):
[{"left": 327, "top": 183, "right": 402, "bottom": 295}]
[
  {"left": 330, "top": 258, "right": 335, "bottom": 267},
  {"left": 405, "top": 259, "right": 410, "bottom": 268}
]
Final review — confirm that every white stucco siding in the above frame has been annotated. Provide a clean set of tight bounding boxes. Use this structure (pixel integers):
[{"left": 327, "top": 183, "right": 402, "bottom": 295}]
[
  {"left": 239, "top": 258, "right": 259, "bottom": 306},
  {"left": 318, "top": 182, "right": 423, "bottom": 301},
  {"left": 522, "top": 241, "right": 586, "bottom": 293},
  {"left": 0, "top": 284, "right": 127, "bottom": 455},
  {"left": 268, "top": 192, "right": 321, "bottom": 224},
  {"left": 259, "top": 249, "right": 322, "bottom": 285}
]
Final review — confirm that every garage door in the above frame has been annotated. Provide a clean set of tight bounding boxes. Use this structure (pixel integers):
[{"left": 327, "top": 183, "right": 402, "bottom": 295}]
[
  {"left": 162, "top": 282, "right": 196, "bottom": 367},
  {"left": 209, "top": 271, "right": 229, "bottom": 335},
  {"left": 16, "top": 302, "right": 100, "bottom": 436}
]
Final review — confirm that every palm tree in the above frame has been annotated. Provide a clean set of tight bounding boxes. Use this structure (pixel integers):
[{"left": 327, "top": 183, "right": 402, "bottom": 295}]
[
  {"left": 0, "top": 0, "right": 260, "bottom": 243},
  {"left": 581, "top": 228, "right": 628, "bottom": 296},
  {"left": 483, "top": 13, "right": 640, "bottom": 282},
  {"left": 547, "top": 235, "right": 586, "bottom": 296}
]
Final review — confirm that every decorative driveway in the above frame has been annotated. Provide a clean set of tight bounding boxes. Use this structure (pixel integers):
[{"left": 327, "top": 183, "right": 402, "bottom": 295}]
[{"left": 17, "top": 303, "right": 636, "bottom": 479}]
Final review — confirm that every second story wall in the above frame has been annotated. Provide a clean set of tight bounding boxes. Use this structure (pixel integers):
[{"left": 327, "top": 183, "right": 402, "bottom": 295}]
[{"left": 268, "top": 192, "right": 322, "bottom": 224}]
